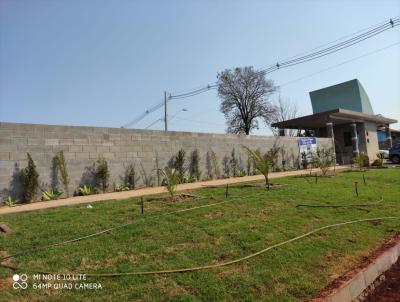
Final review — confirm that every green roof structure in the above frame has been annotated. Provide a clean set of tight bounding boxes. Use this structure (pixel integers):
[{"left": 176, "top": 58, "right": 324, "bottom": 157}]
[{"left": 309, "top": 79, "right": 374, "bottom": 115}]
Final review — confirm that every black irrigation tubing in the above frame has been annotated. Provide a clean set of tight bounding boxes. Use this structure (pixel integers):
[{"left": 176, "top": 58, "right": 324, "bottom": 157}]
[
  {"left": 296, "top": 196, "right": 384, "bottom": 208},
  {"left": 13, "top": 217, "right": 400, "bottom": 277},
  {"left": 0, "top": 190, "right": 271, "bottom": 262}
]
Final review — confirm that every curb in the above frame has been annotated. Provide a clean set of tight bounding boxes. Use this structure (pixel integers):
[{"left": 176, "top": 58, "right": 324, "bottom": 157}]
[{"left": 309, "top": 234, "right": 400, "bottom": 302}]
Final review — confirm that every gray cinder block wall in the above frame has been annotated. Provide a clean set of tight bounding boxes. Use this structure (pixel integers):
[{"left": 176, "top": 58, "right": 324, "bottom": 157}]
[{"left": 0, "top": 122, "right": 332, "bottom": 199}]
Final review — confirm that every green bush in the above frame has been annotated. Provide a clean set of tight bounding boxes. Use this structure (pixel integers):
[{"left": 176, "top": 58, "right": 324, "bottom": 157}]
[
  {"left": 312, "top": 147, "right": 335, "bottom": 176},
  {"left": 115, "top": 183, "right": 130, "bottom": 192},
  {"left": 95, "top": 157, "right": 110, "bottom": 193},
  {"left": 159, "top": 167, "right": 179, "bottom": 200},
  {"left": 42, "top": 188, "right": 63, "bottom": 201},
  {"left": 79, "top": 185, "right": 95, "bottom": 196},
  {"left": 352, "top": 153, "right": 368, "bottom": 170},
  {"left": 230, "top": 148, "right": 238, "bottom": 177},
  {"left": 21, "top": 153, "right": 39, "bottom": 202},
  {"left": 5, "top": 196, "right": 13, "bottom": 207},
  {"left": 174, "top": 149, "right": 187, "bottom": 183},
  {"left": 125, "top": 163, "right": 140, "bottom": 189},
  {"left": 55, "top": 151, "right": 70, "bottom": 197},
  {"left": 210, "top": 150, "right": 221, "bottom": 179},
  {"left": 190, "top": 149, "right": 201, "bottom": 181}
]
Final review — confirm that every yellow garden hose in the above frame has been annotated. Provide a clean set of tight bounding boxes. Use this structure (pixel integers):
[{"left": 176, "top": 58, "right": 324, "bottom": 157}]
[{"left": 18, "top": 216, "right": 399, "bottom": 277}]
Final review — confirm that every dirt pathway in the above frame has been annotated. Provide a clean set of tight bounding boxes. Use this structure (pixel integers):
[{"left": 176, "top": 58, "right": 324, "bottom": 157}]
[{"left": 0, "top": 166, "right": 349, "bottom": 215}]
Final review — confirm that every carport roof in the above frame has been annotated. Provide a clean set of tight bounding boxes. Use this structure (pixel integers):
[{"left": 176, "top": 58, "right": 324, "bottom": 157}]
[{"left": 271, "top": 108, "right": 397, "bottom": 130}]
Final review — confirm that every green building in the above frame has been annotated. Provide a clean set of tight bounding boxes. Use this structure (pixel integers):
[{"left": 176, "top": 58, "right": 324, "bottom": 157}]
[{"left": 272, "top": 79, "right": 397, "bottom": 164}]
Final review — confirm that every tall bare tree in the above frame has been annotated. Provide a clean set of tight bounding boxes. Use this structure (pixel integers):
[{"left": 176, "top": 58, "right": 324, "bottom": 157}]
[
  {"left": 217, "top": 66, "right": 277, "bottom": 135},
  {"left": 268, "top": 95, "right": 298, "bottom": 136}
]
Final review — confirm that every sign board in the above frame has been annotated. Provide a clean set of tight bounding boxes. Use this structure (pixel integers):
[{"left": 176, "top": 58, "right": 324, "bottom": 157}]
[{"left": 298, "top": 137, "right": 317, "bottom": 159}]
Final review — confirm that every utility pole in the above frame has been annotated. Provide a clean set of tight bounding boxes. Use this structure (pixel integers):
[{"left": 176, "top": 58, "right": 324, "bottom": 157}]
[{"left": 164, "top": 91, "right": 168, "bottom": 131}]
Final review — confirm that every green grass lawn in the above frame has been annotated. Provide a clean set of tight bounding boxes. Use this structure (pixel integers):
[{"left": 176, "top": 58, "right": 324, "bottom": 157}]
[{"left": 1, "top": 169, "right": 399, "bottom": 301}]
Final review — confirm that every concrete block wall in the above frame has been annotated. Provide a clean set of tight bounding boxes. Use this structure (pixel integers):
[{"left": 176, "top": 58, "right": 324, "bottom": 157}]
[{"left": 0, "top": 122, "right": 332, "bottom": 199}]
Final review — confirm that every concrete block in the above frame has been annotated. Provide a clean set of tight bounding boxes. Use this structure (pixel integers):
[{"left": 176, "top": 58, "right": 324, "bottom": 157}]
[
  {"left": 75, "top": 152, "right": 90, "bottom": 159},
  {"left": 0, "top": 138, "right": 11, "bottom": 144},
  {"left": 101, "top": 152, "right": 115, "bottom": 159},
  {"left": 10, "top": 152, "right": 28, "bottom": 161},
  {"left": 89, "top": 152, "right": 100, "bottom": 159},
  {"left": 45, "top": 139, "right": 59, "bottom": 146},
  {"left": 74, "top": 138, "right": 89, "bottom": 145},
  {"left": 83, "top": 146, "right": 97, "bottom": 152},
  {"left": 0, "top": 144, "right": 16, "bottom": 152},
  {"left": 59, "top": 139, "right": 73, "bottom": 145},
  {"left": 0, "top": 152, "right": 10, "bottom": 160},
  {"left": 96, "top": 146, "right": 110, "bottom": 153},
  {"left": 69, "top": 145, "right": 83, "bottom": 152}
]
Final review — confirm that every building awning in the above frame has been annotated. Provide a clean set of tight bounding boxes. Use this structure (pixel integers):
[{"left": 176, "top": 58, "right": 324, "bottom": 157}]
[{"left": 271, "top": 108, "right": 397, "bottom": 130}]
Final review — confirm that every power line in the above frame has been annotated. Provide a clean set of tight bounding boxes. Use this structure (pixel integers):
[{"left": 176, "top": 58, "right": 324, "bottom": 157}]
[
  {"left": 171, "top": 41, "right": 400, "bottom": 132},
  {"left": 168, "top": 17, "right": 399, "bottom": 100},
  {"left": 279, "top": 41, "right": 400, "bottom": 87},
  {"left": 121, "top": 17, "right": 399, "bottom": 128}
]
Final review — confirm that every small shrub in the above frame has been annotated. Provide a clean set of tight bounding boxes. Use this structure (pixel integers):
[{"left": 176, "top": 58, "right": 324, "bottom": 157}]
[
  {"left": 312, "top": 147, "right": 335, "bottom": 176},
  {"left": 140, "top": 162, "right": 154, "bottom": 187},
  {"left": 95, "top": 157, "right": 110, "bottom": 193},
  {"left": 159, "top": 167, "right": 179, "bottom": 200},
  {"left": 202, "top": 175, "right": 212, "bottom": 181},
  {"left": 190, "top": 149, "right": 201, "bottom": 181},
  {"left": 230, "top": 148, "right": 238, "bottom": 177},
  {"left": 20, "top": 153, "right": 39, "bottom": 202},
  {"left": 246, "top": 153, "right": 252, "bottom": 176},
  {"left": 125, "top": 163, "right": 140, "bottom": 189},
  {"left": 352, "top": 153, "right": 368, "bottom": 170},
  {"left": 115, "top": 183, "right": 130, "bottom": 192},
  {"left": 239, "top": 170, "right": 246, "bottom": 177},
  {"left": 375, "top": 153, "right": 384, "bottom": 167},
  {"left": 243, "top": 146, "right": 275, "bottom": 190},
  {"left": 184, "top": 175, "right": 196, "bottom": 183},
  {"left": 55, "top": 151, "right": 70, "bottom": 197},
  {"left": 5, "top": 196, "right": 13, "bottom": 207},
  {"left": 210, "top": 150, "right": 221, "bottom": 179},
  {"left": 79, "top": 185, "right": 94, "bottom": 196},
  {"left": 174, "top": 149, "right": 187, "bottom": 183},
  {"left": 155, "top": 152, "right": 161, "bottom": 186},
  {"left": 42, "top": 188, "right": 63, "bottom": 201}
]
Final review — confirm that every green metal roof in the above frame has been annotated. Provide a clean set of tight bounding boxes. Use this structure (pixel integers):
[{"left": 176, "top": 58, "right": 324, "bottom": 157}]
[{"left": 309, "top": 79, "right": 374, "bottom": 115}]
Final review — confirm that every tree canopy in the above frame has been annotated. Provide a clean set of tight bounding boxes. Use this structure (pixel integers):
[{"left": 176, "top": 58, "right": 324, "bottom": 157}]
[{"left": 217, "top": 66, "right": 277, "bottom": 135}]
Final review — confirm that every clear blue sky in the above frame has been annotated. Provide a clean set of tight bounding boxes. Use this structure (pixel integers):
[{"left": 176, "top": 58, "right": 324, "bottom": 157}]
[{"left": 1, "top": 0, "right": 399, "bottom": 134}]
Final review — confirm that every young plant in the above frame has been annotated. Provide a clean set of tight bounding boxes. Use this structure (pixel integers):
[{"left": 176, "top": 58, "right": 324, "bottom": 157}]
[
  {"left": 243, "top": 146, "right": 274, "bottom": 190},
  {"left": 246, "top": 153, "right": 252, "bottom": 176},
  {"left": 352, "top": 153, "right": 368, "bottom": 171},
  {"left": 20, "top": 153, "right": 39, "bottom": 202},
  {"left": 79, "top": 185, "right": 94, "bottom": 196},
  {"left": 95, "top": 157, "right": 110, "bottom": 193},
  {"left": 190, "top": 149, "right": 201, "bottom": 181},
  {"left": 115, "top": 183, "right": 130, "bottom": 192},
  {"left": 375, "top": 153, "right": 384, "bottom": 167},
  {"left": 312, "top": 147, "right": 335, "bottom": 176},
  {"left": 174, "top": 149, "right": 187, "bottom": 183},
  {"left": 42, "top": 188, "right": 63, "bottom": 201},
  {"left": 55, "top": 151, "right": 70, "bottom": 197},
  {"left": 140, "top": 162, "right": 154, "bottom": 187},
  {"left": 125, "top": 163, "right": 140, "bottom": 189},
  {"left": 159, "top": 167, "right": 179, "bottom": 200},
  {"left": 210, "top": 150, "right": 221, "bottom": 179},
  {"left": 155, "top": 152, "right": 161, "bottom": 186},
  {"left": 266, "top": 146, "right": 281, "bottom": 173},
  {"left": 5, "top": 196, "right": 13, "bottom": 207},
  {"left": 230, "top": 148, "right": 238, "bottom": 177}
]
